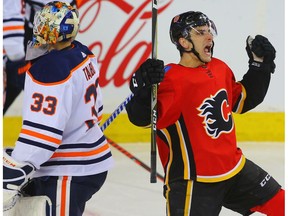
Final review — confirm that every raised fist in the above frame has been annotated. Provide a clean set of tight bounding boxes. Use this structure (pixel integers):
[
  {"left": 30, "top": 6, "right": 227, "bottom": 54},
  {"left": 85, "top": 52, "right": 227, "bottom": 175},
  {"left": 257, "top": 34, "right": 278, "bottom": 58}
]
[{"left": 246, "top": 35, "right": 276, "bottom": 73}]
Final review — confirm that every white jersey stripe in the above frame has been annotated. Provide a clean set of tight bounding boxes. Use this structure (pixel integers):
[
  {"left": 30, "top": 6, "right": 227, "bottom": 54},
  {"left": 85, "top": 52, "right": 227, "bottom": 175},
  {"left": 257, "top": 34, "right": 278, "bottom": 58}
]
[{"left": 56, "top": 176, "right": 71, "bottom": 216}]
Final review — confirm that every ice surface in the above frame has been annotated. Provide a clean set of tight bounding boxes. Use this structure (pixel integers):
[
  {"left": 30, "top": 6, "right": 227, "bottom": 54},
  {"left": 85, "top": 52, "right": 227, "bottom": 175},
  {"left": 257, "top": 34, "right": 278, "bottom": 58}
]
[{"left": 83, "top": 142, "right": 285, "bottom": 216}]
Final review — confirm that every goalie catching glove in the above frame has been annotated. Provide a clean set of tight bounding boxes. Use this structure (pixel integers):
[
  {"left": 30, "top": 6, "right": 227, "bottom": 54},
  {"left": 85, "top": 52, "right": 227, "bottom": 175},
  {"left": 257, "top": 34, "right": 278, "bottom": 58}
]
[
  {"left": 3, "top": 148, "right": 36, "bottom": 211},
  {"left": 246, "top": 35, "right": 276, "bottom": 74},
  {"left": 130, "top": 58, "right": 165, "bottom": 94}
]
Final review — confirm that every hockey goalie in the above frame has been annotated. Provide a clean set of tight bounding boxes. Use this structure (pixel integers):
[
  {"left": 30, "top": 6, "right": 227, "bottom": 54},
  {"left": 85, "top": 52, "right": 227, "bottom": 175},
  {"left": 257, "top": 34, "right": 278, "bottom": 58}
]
[{"left": 3, "top": 1, "right": 114, "bottom": 215}]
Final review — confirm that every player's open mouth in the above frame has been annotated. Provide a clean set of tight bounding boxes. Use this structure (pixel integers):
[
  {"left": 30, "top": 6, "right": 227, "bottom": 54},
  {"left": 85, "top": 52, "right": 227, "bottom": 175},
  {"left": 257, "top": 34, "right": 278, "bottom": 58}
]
[{"left": 204, "top": 45, "right": 212, "bottom": 55}]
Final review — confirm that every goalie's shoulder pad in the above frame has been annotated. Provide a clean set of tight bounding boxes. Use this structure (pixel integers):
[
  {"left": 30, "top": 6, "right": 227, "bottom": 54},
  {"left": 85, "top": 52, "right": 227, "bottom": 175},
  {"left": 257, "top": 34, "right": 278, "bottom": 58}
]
[{"left": 3, "top": 148, "right": 36, "bottom": 191}]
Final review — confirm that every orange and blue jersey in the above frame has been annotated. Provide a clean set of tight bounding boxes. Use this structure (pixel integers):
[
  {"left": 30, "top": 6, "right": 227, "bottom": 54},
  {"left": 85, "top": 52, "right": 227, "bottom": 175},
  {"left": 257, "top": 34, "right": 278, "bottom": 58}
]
[{"left": 12, "top": 40, "right": 114, "bottom": 177}]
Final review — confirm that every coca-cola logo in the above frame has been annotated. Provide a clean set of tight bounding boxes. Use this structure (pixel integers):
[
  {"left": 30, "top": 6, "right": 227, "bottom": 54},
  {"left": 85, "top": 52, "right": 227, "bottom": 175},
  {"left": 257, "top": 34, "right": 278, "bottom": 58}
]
[{"left": 78, "top": 0, "right": 173, "bottom": 87}]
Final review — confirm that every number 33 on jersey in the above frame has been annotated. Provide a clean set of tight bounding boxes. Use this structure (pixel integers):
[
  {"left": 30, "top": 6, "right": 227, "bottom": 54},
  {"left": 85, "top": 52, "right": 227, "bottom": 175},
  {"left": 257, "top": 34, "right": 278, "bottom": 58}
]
[{"left": 12, "top": 40, "right": 113, "bottom": 177}]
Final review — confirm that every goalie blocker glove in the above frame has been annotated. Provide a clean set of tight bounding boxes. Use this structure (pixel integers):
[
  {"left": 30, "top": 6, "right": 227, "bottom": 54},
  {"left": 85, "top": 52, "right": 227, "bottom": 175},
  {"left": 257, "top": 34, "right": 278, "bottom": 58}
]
[
  {"left": 3, "top": 148, "right": 36, "bottom": 211},
  {"left": 130, "top": 58, "right": 165, "bottom": 94},
  {"left": 246, "top": 35, "right": 276, "bottom": 74},
  {"left": 3, "top": 148, "right": 36, "bottom": 191}
]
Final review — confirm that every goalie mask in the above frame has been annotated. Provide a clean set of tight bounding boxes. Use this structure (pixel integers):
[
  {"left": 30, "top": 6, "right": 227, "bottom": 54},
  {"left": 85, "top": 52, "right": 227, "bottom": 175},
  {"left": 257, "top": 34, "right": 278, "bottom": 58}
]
[
  {"left": 32, "top": 1, "right": 79, "bottom": 47},
  {"left": 170, "top": 11, "right": 217, "bottom": 59}
]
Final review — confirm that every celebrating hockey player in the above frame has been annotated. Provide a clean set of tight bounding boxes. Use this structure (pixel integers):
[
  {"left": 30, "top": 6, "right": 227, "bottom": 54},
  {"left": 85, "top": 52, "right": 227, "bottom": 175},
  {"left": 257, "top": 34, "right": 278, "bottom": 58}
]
[
  {"left": 3, "top": 2, "right": 114, "bottom": 216},
  {"left": 126, "top": 11, "right": 285, "bottom": 215}
]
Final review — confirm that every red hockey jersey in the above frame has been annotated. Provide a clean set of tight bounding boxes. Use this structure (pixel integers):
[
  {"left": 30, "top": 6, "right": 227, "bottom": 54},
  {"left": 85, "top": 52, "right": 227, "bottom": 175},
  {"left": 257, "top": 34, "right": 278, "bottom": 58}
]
[{"left": 156, "top": 58, "right": 246, "bottom": 183}]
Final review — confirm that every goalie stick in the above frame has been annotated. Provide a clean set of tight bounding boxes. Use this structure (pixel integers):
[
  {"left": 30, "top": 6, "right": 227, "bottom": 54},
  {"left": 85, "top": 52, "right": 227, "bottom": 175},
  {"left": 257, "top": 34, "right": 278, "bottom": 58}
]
[
  {"left": 150, "top": 0, "right": 158, "bottom": 183},
  {"left": 100, "top": 93, "right": 134, "bottom": 131}
]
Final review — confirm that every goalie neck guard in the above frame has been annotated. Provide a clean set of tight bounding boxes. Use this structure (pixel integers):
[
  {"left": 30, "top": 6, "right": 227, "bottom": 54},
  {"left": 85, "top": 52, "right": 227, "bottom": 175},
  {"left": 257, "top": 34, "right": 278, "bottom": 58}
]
[{"left": 32, "top": 1, "right": 79, "bottom": 47}]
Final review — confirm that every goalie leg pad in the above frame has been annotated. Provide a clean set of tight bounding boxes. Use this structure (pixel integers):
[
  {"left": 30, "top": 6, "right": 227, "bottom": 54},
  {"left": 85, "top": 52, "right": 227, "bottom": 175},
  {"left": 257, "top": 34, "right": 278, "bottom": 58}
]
[
  {"left": 3, "top": 195, "right": 52, "bottom": 216},
  {"left": 3, "top": 190, "right": 21, "bottom": 212}
]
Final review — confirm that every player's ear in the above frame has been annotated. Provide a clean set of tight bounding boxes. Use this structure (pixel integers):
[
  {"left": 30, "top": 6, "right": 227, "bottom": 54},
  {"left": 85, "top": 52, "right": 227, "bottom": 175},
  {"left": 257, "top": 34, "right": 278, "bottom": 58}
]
[{"left": 178, "top": 37, "right": 190, "bottom": 49}]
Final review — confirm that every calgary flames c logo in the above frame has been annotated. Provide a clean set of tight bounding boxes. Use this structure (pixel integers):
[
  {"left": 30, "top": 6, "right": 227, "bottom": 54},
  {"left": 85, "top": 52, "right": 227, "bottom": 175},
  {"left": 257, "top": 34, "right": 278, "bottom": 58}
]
[{"left": 197, "top": 89, "right": 234, "bottom": 139}]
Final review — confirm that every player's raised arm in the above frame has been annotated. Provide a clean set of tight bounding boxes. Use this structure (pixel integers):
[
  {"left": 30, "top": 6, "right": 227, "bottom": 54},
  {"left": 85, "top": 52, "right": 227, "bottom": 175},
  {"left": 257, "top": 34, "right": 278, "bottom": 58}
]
[{"left": 233, "top": 35, "right": 276, "bottom": 113}]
